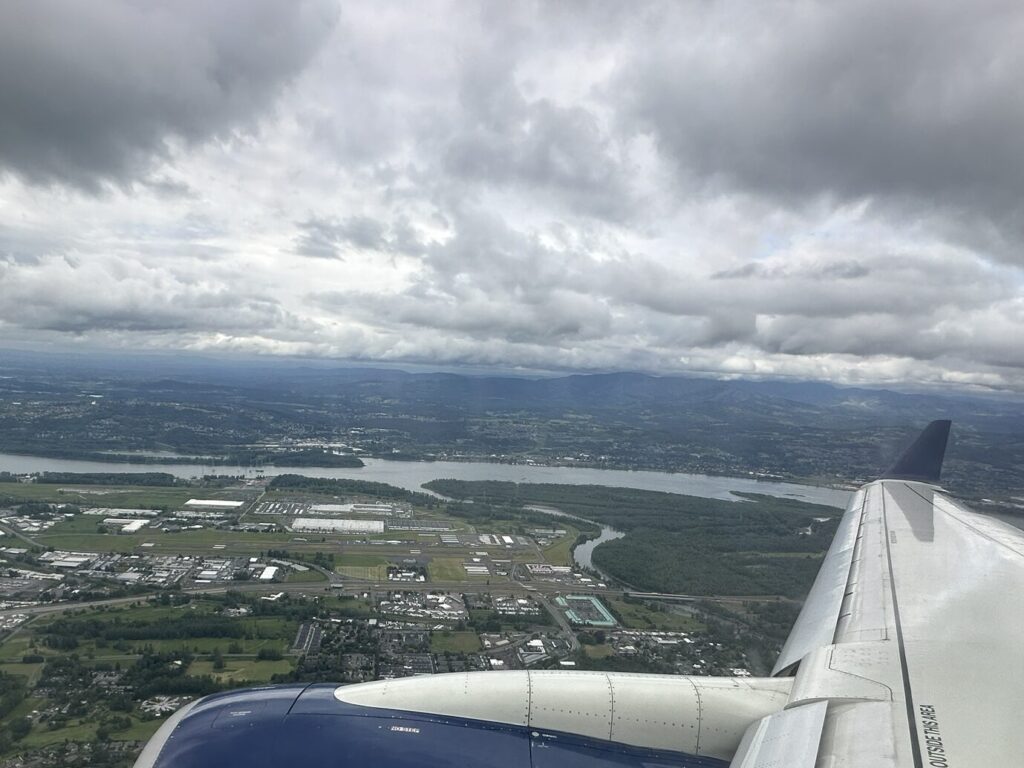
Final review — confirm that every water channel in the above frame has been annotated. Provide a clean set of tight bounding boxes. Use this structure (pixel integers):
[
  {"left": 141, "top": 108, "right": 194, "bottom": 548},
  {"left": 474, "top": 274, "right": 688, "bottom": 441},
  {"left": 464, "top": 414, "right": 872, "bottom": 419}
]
[{"left": 0, "top": 452, "right": 852, "bottom": 577}]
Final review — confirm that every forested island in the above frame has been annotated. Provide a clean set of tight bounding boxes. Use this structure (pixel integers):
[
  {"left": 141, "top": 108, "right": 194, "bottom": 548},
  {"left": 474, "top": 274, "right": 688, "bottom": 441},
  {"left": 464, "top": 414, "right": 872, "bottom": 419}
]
[{"left": 423, "top": 480, "right": 839, "bottom": 598}]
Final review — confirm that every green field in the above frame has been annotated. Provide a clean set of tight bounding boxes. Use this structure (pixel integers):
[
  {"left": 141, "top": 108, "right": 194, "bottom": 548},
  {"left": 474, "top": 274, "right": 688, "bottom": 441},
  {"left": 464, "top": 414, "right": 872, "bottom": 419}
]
[
  {"left": 322, "top": 596, "right": 375, "bottom": 616},
  {"left": 17, "top": 713, "right": 163, "bottom": 749},
  {"left": 18, "top": 601, "right": 298, "bottom": 659},
  {"left": 335, "top": 554, "right": 389, "bottom": 581},
  {"left": 286, "top": 568, "right": 327, "bottom": 583},
  {"left": 541, "top": 524, "right": 581, "bottom": 567},
  {"left": 582, "top": 644, "right": 614, "bottom": 658},
  {"left": 101, "top": 637, "right": 286, "bottom": 655},
  {"left": 112, "top": 718, "right": 165, "bottom": 743},
  {"left": 36, "top": 525, "right": 297, "bottom": 554},
  {"left": 0, "top": 483, "right": 243, "bottom": 510},
  {"left": 189, "top": 658, "right": 293, "bottom": 682},
  {"left": 427, "top": 557, "right": 471, "bottom": 582},
  {"left": 430, "top": 631, "right": 482, "bottom": 653},
  {"left": 607, "top": 598, "right": 704, "bottom": 632},
  {"left": 0, "top": 662, "right": 45, "bottom": 686},
  {"left": 337, "top": 554, "right": 390, "bottom": 567},
  {"left": 0, "top": 635, "right": 35, "bottom": 661}
]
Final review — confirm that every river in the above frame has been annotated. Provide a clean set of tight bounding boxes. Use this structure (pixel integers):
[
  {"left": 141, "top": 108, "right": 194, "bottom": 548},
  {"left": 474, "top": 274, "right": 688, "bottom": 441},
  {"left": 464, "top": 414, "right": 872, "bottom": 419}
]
[
  {"left": 0, "top": 452, "right": 851, "bottom": 576},
  {"left": 0, "top": 453, "right": 850, "bottom": 507}
]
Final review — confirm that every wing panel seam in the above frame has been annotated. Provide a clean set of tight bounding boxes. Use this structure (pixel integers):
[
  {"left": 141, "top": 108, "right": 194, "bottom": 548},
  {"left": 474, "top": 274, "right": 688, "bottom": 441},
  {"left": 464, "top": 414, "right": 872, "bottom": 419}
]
[
  {"left": 880, "top": 486, "right": 924, "bottom": 768},
  {"left": 903, "top": 483, "right": 1024, "bottom": 558}
]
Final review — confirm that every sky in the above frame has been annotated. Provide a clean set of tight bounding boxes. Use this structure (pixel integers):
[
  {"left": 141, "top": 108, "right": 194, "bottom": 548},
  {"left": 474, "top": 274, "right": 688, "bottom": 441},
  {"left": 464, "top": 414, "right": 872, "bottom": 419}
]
[{"left": 1, "top": 0, "right": 1023, "bottom": 391}]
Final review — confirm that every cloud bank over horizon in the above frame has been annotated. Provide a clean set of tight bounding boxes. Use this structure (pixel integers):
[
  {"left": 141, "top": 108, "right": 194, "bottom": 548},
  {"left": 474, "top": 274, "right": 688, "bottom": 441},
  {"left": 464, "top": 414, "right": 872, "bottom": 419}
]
[{"left": 1, "top": 1, "right": 1023, "bottom": 391}]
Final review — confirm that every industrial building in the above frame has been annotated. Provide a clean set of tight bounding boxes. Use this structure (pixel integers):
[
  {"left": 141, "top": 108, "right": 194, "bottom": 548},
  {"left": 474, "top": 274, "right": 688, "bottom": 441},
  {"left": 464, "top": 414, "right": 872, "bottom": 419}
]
[
  {"left": 292, "top": 518, "right": 384, "bottom": 534},
  {"left": 102, "top": 518, "right": 148, "bottom": 534},
  {"left": 556, "top": 595, "right": 617, "bottom": 627}
]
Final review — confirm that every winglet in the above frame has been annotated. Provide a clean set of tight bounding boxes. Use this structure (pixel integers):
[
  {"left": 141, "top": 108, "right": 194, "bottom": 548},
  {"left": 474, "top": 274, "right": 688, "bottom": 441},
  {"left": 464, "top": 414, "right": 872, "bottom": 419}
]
[{"left": 882, "top": 419, "right": 951, "bottom": 483}]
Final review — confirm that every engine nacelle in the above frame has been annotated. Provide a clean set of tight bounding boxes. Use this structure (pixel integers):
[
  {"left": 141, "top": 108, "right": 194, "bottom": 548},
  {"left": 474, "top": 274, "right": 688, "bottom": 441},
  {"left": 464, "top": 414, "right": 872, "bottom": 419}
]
[{"left": 135, "top": 671, "right": 791, "bottom": 767}]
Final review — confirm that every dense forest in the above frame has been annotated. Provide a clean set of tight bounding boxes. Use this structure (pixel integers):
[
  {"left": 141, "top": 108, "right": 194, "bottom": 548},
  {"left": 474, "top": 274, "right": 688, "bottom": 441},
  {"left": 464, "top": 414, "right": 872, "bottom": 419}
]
[
  {"left": 36, "top": 472, "right": 179, "bottom": 486},
  {"left": 425, "top": 480, "right": 839, "bottom": 598},
  {"left": 267, "top": 474, "right": 437, "bottom": 506}
]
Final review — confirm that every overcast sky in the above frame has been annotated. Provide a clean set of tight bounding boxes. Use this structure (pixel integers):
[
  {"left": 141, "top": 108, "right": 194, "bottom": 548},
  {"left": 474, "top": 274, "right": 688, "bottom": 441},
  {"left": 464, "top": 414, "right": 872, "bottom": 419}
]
[{"left": 1, "top": 1, "right": 1023, "bottom": 391}]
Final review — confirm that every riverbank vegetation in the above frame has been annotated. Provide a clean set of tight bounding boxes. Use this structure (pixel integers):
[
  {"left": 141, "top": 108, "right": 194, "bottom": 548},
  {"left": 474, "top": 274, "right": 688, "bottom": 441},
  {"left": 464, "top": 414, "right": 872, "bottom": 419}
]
[{"left": 424, "top": 480, "right": 838, "bottom": 598}]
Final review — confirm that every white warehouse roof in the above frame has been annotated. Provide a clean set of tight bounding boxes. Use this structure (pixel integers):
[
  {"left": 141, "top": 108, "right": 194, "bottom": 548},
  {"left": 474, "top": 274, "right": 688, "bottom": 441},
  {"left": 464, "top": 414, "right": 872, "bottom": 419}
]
[{"left": 292, "top": 518, "right": 384, "bottom": 533}]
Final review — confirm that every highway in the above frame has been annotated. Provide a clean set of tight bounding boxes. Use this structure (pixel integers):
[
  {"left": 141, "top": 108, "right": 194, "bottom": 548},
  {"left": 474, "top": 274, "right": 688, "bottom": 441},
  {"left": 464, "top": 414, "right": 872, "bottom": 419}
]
[{"left": 0, "top": 574, "right": 784, "bottom": 621}]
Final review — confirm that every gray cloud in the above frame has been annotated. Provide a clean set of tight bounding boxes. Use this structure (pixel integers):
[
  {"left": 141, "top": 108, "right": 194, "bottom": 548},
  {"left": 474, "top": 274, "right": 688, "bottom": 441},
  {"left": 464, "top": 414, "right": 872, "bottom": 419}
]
[
  {"left": 620, "top": 0, "right": 1024, "bottom": 259},
  {"left": 0, "top": 0, "right": 338, "bottom": 189},
  {"left": 437, "top": 45, "right": 636, "bottom": 220},
  {"left": 294, "top": 215, "right": 425, "bottom": 259},
  {"left": 0, "top": 1, "right": 1023, "bottom": 393},
  {"left": 0, "top": 255, "right": 291, "bottom": 334}
]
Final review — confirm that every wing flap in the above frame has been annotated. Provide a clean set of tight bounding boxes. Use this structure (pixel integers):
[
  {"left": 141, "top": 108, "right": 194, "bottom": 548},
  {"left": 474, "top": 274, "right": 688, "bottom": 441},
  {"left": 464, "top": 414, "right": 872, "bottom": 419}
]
[
  {"left": 729, "top": 701, "right": 827, "bottom": 768},
  {"left": 772, "top": 488, "right": 863, "bottom": 675}
]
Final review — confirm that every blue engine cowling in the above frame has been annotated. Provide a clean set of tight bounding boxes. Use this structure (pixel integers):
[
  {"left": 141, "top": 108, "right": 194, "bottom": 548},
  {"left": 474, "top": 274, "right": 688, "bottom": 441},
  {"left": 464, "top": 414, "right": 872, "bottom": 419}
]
[{"left": 135, "top": 684, "right": 729, "bottom": 768}]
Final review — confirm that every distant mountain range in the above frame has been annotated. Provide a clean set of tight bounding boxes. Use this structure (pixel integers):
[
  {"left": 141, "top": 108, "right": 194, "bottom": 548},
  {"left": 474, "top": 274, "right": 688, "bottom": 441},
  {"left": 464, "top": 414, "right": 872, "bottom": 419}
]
[{"left": 1, "top": 349, "right": 1022, "bottom": 501}]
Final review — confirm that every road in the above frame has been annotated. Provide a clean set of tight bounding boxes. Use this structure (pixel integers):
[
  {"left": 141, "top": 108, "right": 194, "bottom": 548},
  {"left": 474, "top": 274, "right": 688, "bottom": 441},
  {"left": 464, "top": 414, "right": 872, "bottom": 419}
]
[
  {"left": 0, "top": 516, "right": 786, "bottom": 622},
  {"left": 536, "top": 593, "right": 579, "bottom": 652},
  {"left": 0, "top": 573, "right": 782, "bottom": 621},
  {"left": 0, "top": 522, "right": 42, "bottom": 549}
]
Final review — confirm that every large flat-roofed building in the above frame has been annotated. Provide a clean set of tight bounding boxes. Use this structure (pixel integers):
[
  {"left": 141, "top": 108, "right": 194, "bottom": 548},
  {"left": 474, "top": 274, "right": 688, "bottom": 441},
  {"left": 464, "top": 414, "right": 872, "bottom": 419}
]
[
  {"left": 556, "top": 595, "right": 617, "bottom": 627},
  {"left": 310, "top": 502, "right": 401, "bottom": 516},
  {"left": 103, "top": 518, "right": 149, "bottom": 534},
  {"left": 84, "top": 508, "right": 160, "bottom": 517},
  {"left": 292, "top": 518, "right": 384, "bottom": 534},
  {"left": 184, "top": 499, "right": 244, "bottom": 509}
]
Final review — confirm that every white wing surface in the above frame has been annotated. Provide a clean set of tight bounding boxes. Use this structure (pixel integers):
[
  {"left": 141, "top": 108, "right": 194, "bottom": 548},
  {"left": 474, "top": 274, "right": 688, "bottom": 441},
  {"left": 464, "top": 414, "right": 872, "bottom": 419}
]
[{"left": 735, "top": 421, "right": 1024, "bottom": 767}]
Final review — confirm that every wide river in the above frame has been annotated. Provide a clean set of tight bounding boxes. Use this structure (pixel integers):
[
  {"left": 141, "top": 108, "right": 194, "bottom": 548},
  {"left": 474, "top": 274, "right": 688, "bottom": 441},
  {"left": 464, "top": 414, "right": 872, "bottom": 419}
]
[
  {"left": 0, "top": 452, "right": 852, "bottom": 576},
  {"left": 0, "top": 453, "right": 850, "bottom": 508}
]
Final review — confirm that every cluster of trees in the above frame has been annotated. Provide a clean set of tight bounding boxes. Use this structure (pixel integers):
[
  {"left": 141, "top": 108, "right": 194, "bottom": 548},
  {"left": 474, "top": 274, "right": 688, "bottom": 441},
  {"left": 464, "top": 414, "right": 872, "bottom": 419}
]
[
  {"left": 268, "top": 474, "right": 436, "bottom": 506},
  {"left": 594, "top": 532, "right": 826, "bottom": 597},
  {"left": 423, "top": 481, "right": 839, "bottom": 598},
  {"left": 0, "top": 672, "right": 29, "bottom": 751},
  {"left": 121, "top": 651, "right": 221, "bottom": 700},
  {"left": 226, "top": 449, "right": 364, "bottom": 468},
  {"left": 36, "top": 471, "right": 179, "bottom": 486},
  {"left": 464, "top": 605, "right": 552, "bottom": 633},
  {"left": 44, "top": 615, "right": 247, "bottom": 646},
  {"left": 265, "top": 549, "right": 335, "bottom": 570},
  {"left": 221, "top": 590, "right": 319, "bottom": 621},
  {"left": 425, "top": 481, "right": 601, "bottom": 534}
]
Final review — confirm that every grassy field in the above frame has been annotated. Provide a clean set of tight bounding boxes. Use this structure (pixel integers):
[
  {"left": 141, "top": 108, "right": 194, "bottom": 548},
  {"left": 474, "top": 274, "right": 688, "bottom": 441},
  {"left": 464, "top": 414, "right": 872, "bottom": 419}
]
[
  {"left": 322, "top": 596, "right": 375, "bottom": 616},
  {"left": 0, "top": 483, "right": 243, "bottom": 510},
  {"left": 607, "top": 598, "right": 704, "bottom": 632},
  {"left": 285, "top": 568, "right": 327, "bottom": 583},
  {"left": 16, "top": 712, "right": 163, "bottom": 749},
  {"left": 0, "top": 662, "right": 45, "bottom": 686},
  {"left": 427, "top": 557, "right": 471, "bottom": 582},
  {"left": 34, "top": 601, "right": 219, "bottom": 627},
  {"left": 430, "top": 631, "right": 481, "bottom": 653},
  {"left": 336, "top": 565, "right": 387, "bottom": 580},
  {"left": 0, "top": 635, "right": 35, "bottom": 662},
  {"left": 19, "top": 718, "right": 97, "bottom": 749},
  {"left": 338, "top": 554, "right": 390, "bottom": 567},
  {"left": 582, "top": 644, "right": 614, "bottom": 659},
  {"left": 36, "top": 526, "right": 297, "bottom": 554},
  {"left": 541, "top": 524, "right": 580, "bottom": 567},
  {"left": 188, "top": 658, "right": 293, "bottom": 683},
  {"left": 102, "top": 637, "right": 286, "bottom": 655},
  {"left": 335, "top": 554, "right": 389, "bottom": 581},
  {"left": 112, "top": 718, "right": 165, "bottom": 743}
]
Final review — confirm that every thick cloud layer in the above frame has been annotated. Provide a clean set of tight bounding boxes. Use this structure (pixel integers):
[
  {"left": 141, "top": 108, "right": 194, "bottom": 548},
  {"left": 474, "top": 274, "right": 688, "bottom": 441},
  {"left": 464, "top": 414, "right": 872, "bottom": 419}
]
[
  {"left": 0, "top": 0, "right": 337, "bottom": 188},
  {"left": 0, "top": 0, "right": 1022, "bottom": 391}
]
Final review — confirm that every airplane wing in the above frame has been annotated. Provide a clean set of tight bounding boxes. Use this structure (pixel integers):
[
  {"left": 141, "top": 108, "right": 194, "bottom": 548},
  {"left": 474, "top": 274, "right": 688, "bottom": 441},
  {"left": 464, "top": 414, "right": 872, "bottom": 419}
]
[
  {"left": 134, "top": 420, "right": 1023, "bottom": 767},
  {"left": 734, "top": 419, "right": 1024, "bottom": 767}
]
